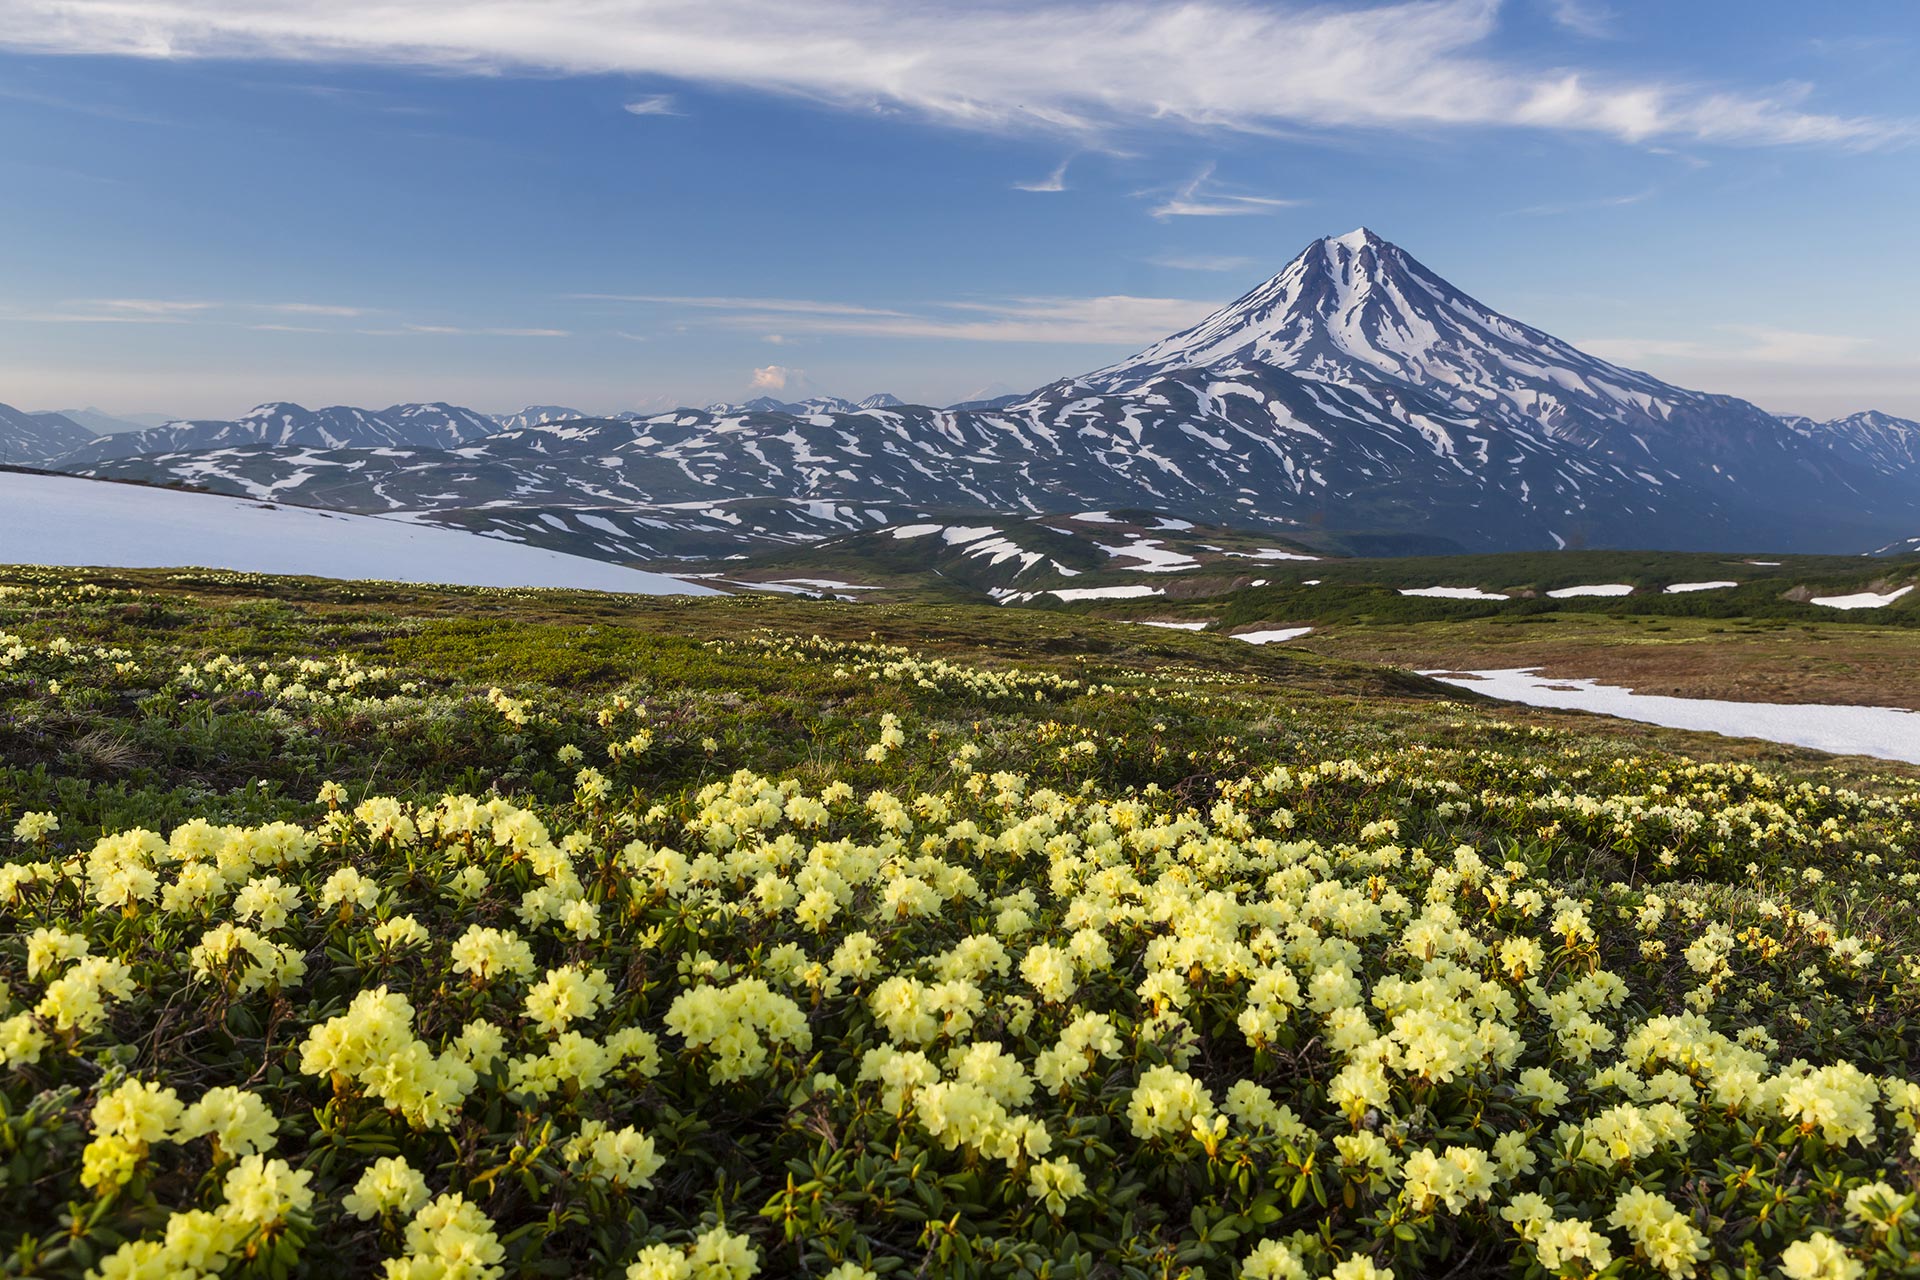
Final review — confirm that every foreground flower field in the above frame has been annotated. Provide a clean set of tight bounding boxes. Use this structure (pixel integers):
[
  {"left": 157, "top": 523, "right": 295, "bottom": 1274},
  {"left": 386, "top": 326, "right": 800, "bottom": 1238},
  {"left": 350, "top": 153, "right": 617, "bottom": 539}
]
[{"left": 2, "top": 570, "right": 1918, "bottom": 1279}]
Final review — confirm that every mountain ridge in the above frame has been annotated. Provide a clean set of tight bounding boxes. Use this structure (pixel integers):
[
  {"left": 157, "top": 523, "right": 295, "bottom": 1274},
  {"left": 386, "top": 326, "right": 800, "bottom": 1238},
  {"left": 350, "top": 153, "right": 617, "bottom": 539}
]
[
  {"left": 17, "top": 229, "right": 1920, "bottom": 559},
  {"left": 61, "top": 401, "right": 499, "bottom": 464},
  {"left": 0, "top": 402, "right": 97, "bottom": 467}
]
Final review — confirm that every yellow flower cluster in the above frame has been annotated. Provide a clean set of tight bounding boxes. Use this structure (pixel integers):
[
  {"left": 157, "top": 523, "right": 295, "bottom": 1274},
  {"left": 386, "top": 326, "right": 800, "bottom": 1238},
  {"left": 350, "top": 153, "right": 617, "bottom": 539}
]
[
  {"left": 298, "top": 987, "right": 478, "bottom": 1129},
  {"left": 623, "top": 1226, "right": 758, "bottom": 1280},
  {"left": 663, "top": 977, "right": 811, "bottom": 1083},
  {"left": 713, "top": 631, "right": 1092, "bottom": 701},
  {"left": 3, "top": 690, "right": 1917, "bottom": 1280},
  {"left": 80, "top": 1078, "right": 307, "bottom": 1279}
]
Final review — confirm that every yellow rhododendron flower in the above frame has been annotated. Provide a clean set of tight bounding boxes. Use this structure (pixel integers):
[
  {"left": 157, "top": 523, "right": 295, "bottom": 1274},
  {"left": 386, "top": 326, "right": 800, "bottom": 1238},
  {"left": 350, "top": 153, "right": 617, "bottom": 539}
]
[
  {"left": 1778, "top": 1234, "right": 1864, "bottom": 1280},
  {"left": 176, "top": 1087, "right": 278, "bottom": 1158},
  {"left": 1608, "top": 1188, "right": 1708, "bottom": 1280},
  {"left": 1241, "top": 1239, "right": 1307, "bottom": 1279},
  {"left": 1027, "top": 1156, "right": 1086, "bottom": 1215},
  {"left": 342, "top": 1155, "right": 430, "bottom": 1220},
  {"left": 219, "top": 1154, "right": 313, "bottom": 1228}
]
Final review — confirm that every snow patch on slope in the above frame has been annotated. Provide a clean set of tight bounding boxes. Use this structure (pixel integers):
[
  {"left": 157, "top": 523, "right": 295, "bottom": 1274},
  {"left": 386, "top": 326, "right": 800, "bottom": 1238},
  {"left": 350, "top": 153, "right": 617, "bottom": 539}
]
[
  {"left": 1426, "top": 668, "right": 1920, "bottom": 766},
  {"left": 0, "top": 473, "right": 713, "bottom": 594}
]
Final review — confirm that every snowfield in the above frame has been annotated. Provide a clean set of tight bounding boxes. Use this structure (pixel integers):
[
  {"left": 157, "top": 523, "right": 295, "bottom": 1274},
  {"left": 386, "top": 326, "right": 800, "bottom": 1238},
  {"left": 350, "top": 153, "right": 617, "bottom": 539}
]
[
  {"left": 1400, "top": 586, "right": 1510, "bottom": 600},
  {"left": 1048, "top": 584, "right": 1163, "bottom": 602},
  {"left": 1224, "top": 548, "right": 1321, "bottom": 562},
  {"left": 1233, "top": 627, "right": 1314, "bottom": 645},
  {"left": 0, "top": 472, "right": 715, "bottom": 594},
  {"left": 1664, "top": 581, "right": 1738, "bottom": 594},
  {"left": 1424, "top": 667, "right": 1920, "bottom": 766},
  {"left": 1546, "top": 584, "right": 1634, "bottom": 599},
  {"left": 1808, "top": 585, "right": 1914, "bottom": 610}
]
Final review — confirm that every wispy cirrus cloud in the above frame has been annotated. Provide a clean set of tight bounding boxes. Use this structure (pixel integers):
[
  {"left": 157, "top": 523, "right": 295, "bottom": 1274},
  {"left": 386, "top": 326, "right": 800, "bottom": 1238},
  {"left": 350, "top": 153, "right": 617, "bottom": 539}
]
[
  {"left": 87, "top": 298, "right": 219, "bottom": 315},
  {"left": 1143, "top": 253, "right": 1257, "bottom": 272},
  {"left": 623, "top": 94, "right": 682, "bottom": 116},
  {"left": 263, "top": 301, "right": 368, "bottom": 317},
  {"left": 59, "top": 297, "right": 369, "bottom": 319},
  {"left": 393, "top": 323, "right": 570, "bottom": 337},
  {"left": 571, "top": 293, "right": 910, "bottom": 318},
  {"left": 1145, "top": 165, "right": 1300, "bottom": 219},
  {"left": 1013, "top": 157, "right": 1071, "bottom": 193},
  {"left": 1581, "top": 325, "right": 1879, "bottom": 366},
  {"left": 0, "top": 296, "right": 567, "bottom": 337},
  {"left": 601, "top": 290, "right": 1222, "bottom": 345},
  {"left": 1545, "top": 0, "right": 1614, "bottom": 39},
  {"left": 1, "top": 0, "right": 1906, "bottom": 150}
]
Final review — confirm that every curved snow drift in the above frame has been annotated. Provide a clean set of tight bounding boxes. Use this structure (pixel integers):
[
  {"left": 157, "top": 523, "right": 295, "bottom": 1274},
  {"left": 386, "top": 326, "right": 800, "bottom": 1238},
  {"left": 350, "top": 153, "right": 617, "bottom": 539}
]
[{"left": 0, "top": 472, "right": 715, "bottom": 595}]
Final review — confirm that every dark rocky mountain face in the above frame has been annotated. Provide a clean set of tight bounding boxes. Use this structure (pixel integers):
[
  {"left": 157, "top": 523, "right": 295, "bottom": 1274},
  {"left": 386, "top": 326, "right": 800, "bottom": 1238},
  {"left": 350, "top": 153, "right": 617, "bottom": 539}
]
[
  {"left": 0, "top": 402, "right": 96, "bottom": 466},
  {"left": 38, "top": 230, "right": 1920, "bottom": 560}
]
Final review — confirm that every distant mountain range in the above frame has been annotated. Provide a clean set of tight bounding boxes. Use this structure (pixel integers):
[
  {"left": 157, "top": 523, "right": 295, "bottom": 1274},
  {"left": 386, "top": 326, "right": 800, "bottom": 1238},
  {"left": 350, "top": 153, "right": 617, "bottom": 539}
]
[
  {"left": 8, "top": 227, "right": 1920, "bottom": 560},
  {"left": 58, "top": 401, "right": 499, "bottom": 464},
  {"left": 34, "top": 407, "right": 171, "bottom": 435},
  {"left": 0, "top": 404, "right": 95, "bottom": 466}
]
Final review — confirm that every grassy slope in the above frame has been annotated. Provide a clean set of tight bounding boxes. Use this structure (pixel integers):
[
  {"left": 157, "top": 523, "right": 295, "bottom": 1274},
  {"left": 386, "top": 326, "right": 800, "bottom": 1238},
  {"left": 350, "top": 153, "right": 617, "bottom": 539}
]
[
  {"left": 5, "top": 566, "right": 1920, "bottom": 1279},
  {"left": 730, "top": 538, "right": 1920, "bottom": 708}
]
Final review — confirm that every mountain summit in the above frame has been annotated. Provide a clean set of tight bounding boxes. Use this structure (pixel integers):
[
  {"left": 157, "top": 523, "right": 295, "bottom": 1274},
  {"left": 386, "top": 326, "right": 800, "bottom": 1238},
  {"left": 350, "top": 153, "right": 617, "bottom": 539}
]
[{"left": 1081, "top": 228, "right": 1677, "bottom": 441}]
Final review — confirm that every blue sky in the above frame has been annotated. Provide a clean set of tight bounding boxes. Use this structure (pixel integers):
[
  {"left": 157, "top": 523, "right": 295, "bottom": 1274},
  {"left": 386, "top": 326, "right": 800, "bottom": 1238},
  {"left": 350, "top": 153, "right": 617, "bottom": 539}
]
[{"left": 1, "top": 0, "right": 1917, "bottom": 420}]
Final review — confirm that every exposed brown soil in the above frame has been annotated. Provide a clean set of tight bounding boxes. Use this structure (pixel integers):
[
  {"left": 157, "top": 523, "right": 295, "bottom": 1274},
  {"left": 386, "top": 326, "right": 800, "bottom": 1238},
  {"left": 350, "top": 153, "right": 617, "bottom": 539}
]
[{"left": 1301, "top": 615, "right": 1920, "bottom": 711}]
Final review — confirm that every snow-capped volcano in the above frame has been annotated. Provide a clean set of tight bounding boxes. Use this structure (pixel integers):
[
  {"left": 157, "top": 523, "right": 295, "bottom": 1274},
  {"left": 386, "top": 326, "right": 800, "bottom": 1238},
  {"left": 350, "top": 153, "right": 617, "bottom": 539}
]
[{"left": 1079, "top": 227, "right": 1679, "bottom": 440}]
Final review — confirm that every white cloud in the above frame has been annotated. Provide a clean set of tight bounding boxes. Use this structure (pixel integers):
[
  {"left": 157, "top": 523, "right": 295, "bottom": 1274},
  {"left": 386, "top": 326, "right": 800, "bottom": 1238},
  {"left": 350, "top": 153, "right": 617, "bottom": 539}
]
[
  {"left": 1546, "top": 0, "right": 1613, "bottom": 39},
  {"left": 1143, "top": 253, "right": 1256, "bottom": 272},
  {"left": 623, "top": 94, "right": 681, "bottom": 116},
  {"left": 1580, "top": 325, "right": 1879, "bottom": 366},
  {"left": 392, "top": 323, "right": 570, "bottom": 337},
  {"left": 3, "top": 0, "right": 1905, "bottom": 149},
  {"left": 88, "top": 298, "right": 218, "bottom": 315},
  {"left": 1146, "top": 166, "right": 1300, "bottom": 219},
  {"left": 1013, "top": 157, "right": 1070, "bottom": 193},
  {"left": 750, "top": 364, "right": 801, "bottom": 391},
  {"left": 572, "top": 293, "right": 907, "bottom": 318},
  {"left": 262, "top": 301, "right": 368, "bottom": 316},
  {"left": 631, "top": 292, "right": 1223, "bottom": 345}
]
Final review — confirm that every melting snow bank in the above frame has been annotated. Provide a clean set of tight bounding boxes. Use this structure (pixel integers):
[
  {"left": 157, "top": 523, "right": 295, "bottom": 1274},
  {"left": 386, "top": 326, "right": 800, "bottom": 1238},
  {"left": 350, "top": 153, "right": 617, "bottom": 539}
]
[
  {"left": 1233, "top": 627, "right": 1314, "bottom": 645},
  {"left": 1665, "top": 581, "right": 1738, "bottom": 594},
  {"left": 1133, "top": 620, "right": 1210, "bottom": 631},
  {"left": 1546, "top": 584, "right": 1633, "bottom": 598},
  {"left": 1224, "top": 547, "right": 1321, "bottom": 562},
  {"left": 0, "top": 472, "right": 717, "bottom": 595},
  {"left": 1423, "top": 667, "right": 1920, "bottom": 766},
  {"left": 1049, "top": 584, "right": 1163, "bottom": 601},
  {"left": 1809, "top": 585, "right": 1914, "bottom": 610},
  {"left": 992, "top": 583, "right": 1166, "bottom": 605},
  {"left": 1400, "top": 586, "right": 1509, "bottom": 600},
  {"left": 768, "top": 577, "right": 881, "bottom": 592}
]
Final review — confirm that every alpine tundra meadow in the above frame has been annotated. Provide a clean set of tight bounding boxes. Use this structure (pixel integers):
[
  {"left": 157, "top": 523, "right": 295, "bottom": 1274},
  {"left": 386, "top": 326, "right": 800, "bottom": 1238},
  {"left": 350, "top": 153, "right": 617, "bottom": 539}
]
[{"left": 4, "top": 2, "right": 1920, "bottom": 1279}]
